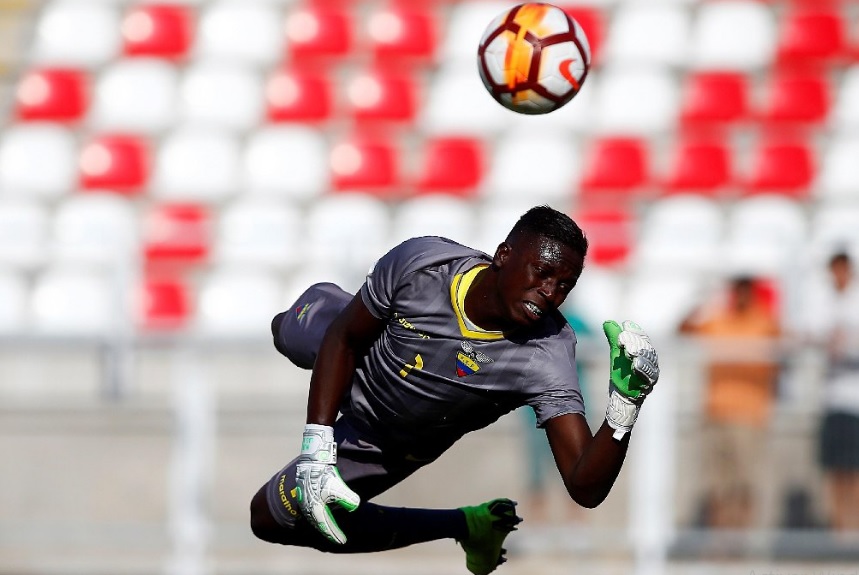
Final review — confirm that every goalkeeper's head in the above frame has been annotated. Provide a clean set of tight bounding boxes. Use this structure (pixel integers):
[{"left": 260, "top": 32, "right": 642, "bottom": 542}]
[{"left": 480, "top": 205, "right": 588, "bottom": 330}]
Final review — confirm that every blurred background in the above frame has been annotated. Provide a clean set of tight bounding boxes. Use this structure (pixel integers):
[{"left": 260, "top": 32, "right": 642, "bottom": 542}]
[{"left": 2, "top": 0, "right": 859, "bottom": 573}]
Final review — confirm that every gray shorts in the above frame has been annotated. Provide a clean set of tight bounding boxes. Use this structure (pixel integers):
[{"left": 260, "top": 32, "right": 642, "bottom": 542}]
[{"left": 264, "top": 416, "right": 427, "bottom": 528}]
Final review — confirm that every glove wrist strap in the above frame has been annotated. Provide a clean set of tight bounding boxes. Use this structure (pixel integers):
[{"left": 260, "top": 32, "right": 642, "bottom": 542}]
[
  {"left": 301, "top": 424, "right": 336, "bottom": 463},
  {"left": 605, "top": 388, "right": 640, "bottom": 440}
]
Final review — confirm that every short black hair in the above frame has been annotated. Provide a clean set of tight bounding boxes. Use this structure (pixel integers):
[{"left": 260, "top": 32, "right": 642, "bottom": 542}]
[
  {"left": 830, "top": 250, "right": 851, "bottom": 267},
  {"left": 506, "top": 205, "right": 589, "bottom": 258}
]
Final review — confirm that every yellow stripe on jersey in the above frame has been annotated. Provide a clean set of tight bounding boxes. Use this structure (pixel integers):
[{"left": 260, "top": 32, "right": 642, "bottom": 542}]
[{"left": 450, "top": 264, "right": 505, "bottom": 341}]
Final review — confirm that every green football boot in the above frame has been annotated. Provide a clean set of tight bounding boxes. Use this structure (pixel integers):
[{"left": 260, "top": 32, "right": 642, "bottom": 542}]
[{"left": 457, "top": 498, "right": 522, "bottom": 575}]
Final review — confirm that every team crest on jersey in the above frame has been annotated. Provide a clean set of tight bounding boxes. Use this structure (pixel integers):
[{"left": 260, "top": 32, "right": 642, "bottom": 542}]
[
  {"left": 295, "top": 303, "right": 312, "bottom": 322},
  {"left": 455, "top": 341, "right": 493, "bottom": 377}
]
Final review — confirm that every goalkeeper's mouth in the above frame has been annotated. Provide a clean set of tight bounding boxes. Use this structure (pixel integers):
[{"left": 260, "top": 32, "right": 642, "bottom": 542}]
[{"left": 523, "top": 301, "right": 544, "bottom": 321}]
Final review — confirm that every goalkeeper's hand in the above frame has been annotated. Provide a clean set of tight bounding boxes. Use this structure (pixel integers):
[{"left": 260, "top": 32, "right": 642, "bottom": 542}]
[
  {"left": 295, "top": 424, "right": 360, "bottom": 544},
  {"left": 602, "top": 320, "right": 660, "bottom": 440}
]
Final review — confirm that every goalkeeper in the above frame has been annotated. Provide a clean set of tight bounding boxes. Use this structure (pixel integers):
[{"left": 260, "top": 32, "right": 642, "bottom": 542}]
[{"left": 250, "top": 205, "right": 659, "bottom": 575}]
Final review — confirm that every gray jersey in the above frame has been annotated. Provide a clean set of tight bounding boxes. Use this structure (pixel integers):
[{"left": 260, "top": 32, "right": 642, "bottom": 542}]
[{"left": 341, "top": 236, "right": 585, "bottom": 458}]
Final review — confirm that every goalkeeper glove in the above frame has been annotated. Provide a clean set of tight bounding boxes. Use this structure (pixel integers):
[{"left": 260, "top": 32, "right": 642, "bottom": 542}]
[
  {"left": 602, "top": 320, "right": 660, "bottom": 440},
  {"left": 295, "top": 424, "right": 360, "bottom": 544}
]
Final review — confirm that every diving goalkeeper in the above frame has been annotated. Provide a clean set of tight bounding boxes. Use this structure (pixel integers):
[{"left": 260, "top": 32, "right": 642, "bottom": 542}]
[{"left": 249, "top": 205, "right": 659, "bottom": 575}]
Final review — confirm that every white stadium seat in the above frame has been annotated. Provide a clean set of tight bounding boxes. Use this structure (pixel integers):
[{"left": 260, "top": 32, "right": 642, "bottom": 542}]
[
  {"left": 441, "top": 1, "right": 518, "bottom": 69},
  {"left": 390, "top": 194, "right": 476, "bottom": 249},
  {"left": 483, "top": 129, "right": 580, "bottom": 203},
  {"left": 196, "top": 268, "right": 284, "bottom": 336},
  {"left": 593, "top": 66, "right": 679, "bottom": 134},
  {"left": 214, "top": 199, "right": 303, "bottom": 269},
  {"left": 0, "top": 271, "right": 28, "bottom": 333},
  {"left": 623, "top": 271, "right": 703, "bottom": 339},
  {"left": 832, "top": 66, "right": 859, "bottom": 133},
  {"left": 180, "top": 62, "right": 264, "bottom": 131},
  {"left": 31, "top": 267, "right": 119, "bottom": 335},
  {"left": 32, "top": 1, "right": 121, "bottom": 68},
  {"left": 816, "top": 135, "right": 859, "bottom": 200},
  {"left": 91, "top": 60, "right": 180, "bottom": 134},
  {"left": 50, "top": 195, "right": 139, "bottom": 266},
  {"left": 153, "top": 127, "right": 240, "bottom": 202},
  {"left": 0, "top": 125, "right": 76, "bottom": 199},
  {"left": 809, "top": 205, "right": 859, "bottom": 259},
  {"left": 0, "top": 201, "right": 49, "bottom": 269},
  {"left": 473, "top": 200, "right": 536, "bottom": 256},
  {"left": 195, "top": 1, "right": 283, "bottom": 65},
  {"left": 242, "top": 126, "right": 329, "bottom": 202},
  {"left": 689, "top": 1, "right": 776, "bottom": 71},
  {"left": 604, "top": 5, "right": 690, "bottom": 67},
  {"left": 420, "top": 65, "right": 511, "bottom": 136},
  {"left": 723, "top": 195, "right": 808, "bottom": 275}
]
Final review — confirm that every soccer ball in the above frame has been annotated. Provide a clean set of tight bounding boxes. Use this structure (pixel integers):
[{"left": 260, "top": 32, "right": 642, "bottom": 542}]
[{"left": 477, "top": 3, "right": 591, "bottom": 115}]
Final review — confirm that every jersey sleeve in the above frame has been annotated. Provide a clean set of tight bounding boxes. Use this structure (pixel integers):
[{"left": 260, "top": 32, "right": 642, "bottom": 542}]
[{"left": 526, "top": 330, "right": 586, "bottom": 427}]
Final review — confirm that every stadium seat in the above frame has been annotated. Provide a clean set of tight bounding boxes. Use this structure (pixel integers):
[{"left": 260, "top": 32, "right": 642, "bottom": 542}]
[
  {"left": 816, "top": 135, "right": 859, "bottom": 200},
  {"left": 484, "top": 130, "right": 580, "bottom": 203},
  {"left": 603, "top": 5, "right": 689, "bottom": 67},
  {"left": 180, "top": 62, "right": 264, "bottom": 131},
  {"left": 662, "top": 138, "right": 733, "bottom": 195},
  {"left": 196, "top": 268, "right": 284, "bottom": 336},
  {"left": 346, "top": 70, "right": 418, "bottom": 124},
  {"left": 137, "top": 275, "right": 192, "bottom": 331},
  {"left": 91, "top": 60, "right": 179, "bottom": 133},
  {"left": 265, "top": 68, "right": 333, "bottom": 123},
  {"left": 592, "top": 67, "right": 678, "bottom": 134},
  {"left": 689, "top": 1, "right": 776, "bottom": 71},
  {"left": 195, "top": 1, "right": 282, "bottom": 65},
  {"left": 757, "top": 71, "right": 830, "bottom": 127},
  {"left": 304, "top": 193, "right": 392, "bottom": 277},
  {"left": 579, "top": 137, "right": 650, "bottom": 199},
  {"left": 558, "top": 5, "right": 605, "bottom": 67},
  {"left": 0, "top": 271, "right": 28, "bottom": 333},
  {"left": 809, "top": 205, "right": 859, "bottom": 259},
  {"left": 415, "top": 136, "right": 484, "bottom": 196},
  {"left": 775, "top": 7, "right": 849, "bottom": 69},
  {"left": 242, "top": 126, "right": 329, "bottom": 201},
  {"left": 0, "top": 124, "right": 76, "bottom": 199},
  {"left": 421, "top": 65, "right": 511, "bottom": 136},
  {"left": 564, "top": 266, "right": 625, "bottom": 334},
  {"left": 634, "top": 195, "right": 724, "bottom": 274},
  {"left": 31, "top": 267, "right": 117, "bottom": 335},
  {"left": 214, "top": 199, "right": 303, "bottom": 269},
  {"left": 441, "top": 2, "right": 514, "bottom": 68},
  {"left": 574, "top": 207, "right": 634, "bottom": 266},
  {"left": 122, "top": 4, "right": 193, "bottom": 60},
  {"left": 744, "top": 139, "right": 815, "bottom": 197},
  {"left": 51, "top": 195, "right": 138, "bottom": 265},
  {"left": 153, "top": 128, "right": 240, "bottom": 202},
  {"left": 79, "top": 134, "right": 150, "bottom": 193},
  {"left": 142, "top": 203, "right": 211, "bottom": 267},
  {"left": 33, "top": 1, "right": 121, "bottom": 68},
  {"left": 390, "top": 194, "right": 476, "bottom": 248},
  {"left": 14, "top": 67, "right": 88, "bottom": 123},
  {"left": 284, "top": 4, "right": 354, "bottom": 63},
  {"left": 283, "top": 265, "right": 355, "bottom": 312},
  {"left": 622, "top": 271, "right": 702, "bottom": 338},
  {"left": 473, "top": 200, "right": 538, "bottom": 256},
  {"left": 0, "top": 201, "right": 49, "bottom": 269},
  {"left": 830, "top": 65, "right": 859, "bottom": 132},
  {"left": 724, "top": 195, "right": 808, "bottom": 274},
  {"left": 330, "top": 136, "right": 401, "bottom": 196},
  {"left": 679, "top": 72, "right": 750, "bottom": 128},
  {"left": 367, "top": 4, "right": 437, "bottom": 68}
]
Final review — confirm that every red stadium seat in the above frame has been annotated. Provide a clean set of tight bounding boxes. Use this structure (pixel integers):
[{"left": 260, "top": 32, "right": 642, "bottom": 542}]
[
  {"left": 122, "top": 4, "right": 193, "bottom": 60},
  {"left": 745, "top": 139, "right": 815, "bottom": 196},
  {"left": 346, "top": 70, "right": 418, "bottom": 124},
  {"left": 575, "top": 208, "right": 633, "bottom": 266},
  {"left": 138, "top": 275, "right": 191, "bottom": 330},
  {"left": 680, "top": 72, "right": 749, "bottom": 128},
  {"left": 285, "top": 5, "right": 354, "bottom": 63},
  {"left": 758, "top": 71, "right": 830, "bottom": 127},
  {"left": 143, "top": 203, "right": 210, "bottom": 267},
  {"left": 776, "top": 7, "right": 849, "bottom": 68},
  {"left": 415, "top": 137, "right": 484, "bottom": 196},
  {"left": 580, "top": 137, "right": 650, "bottom": 197},
  {"left": 15, "top": 68, "right": 88, "bottom": 123},
  {"left": 663, "top": 138, "right": 733, "bottom": 194},
  {"left": 79, "top": 134, "right": 150, "bottom": 193},
  {"left": 265, "top": 68, "right": 333, "bottom": 123},
  {"left": 330, "top": 137, "right": 400, "bottom": 195},
  {"left": 559, "top": 5, "right": 605, "bottom": 67},
  {"left": 368, "top": 5, "right": 437, "bottom": 67}
]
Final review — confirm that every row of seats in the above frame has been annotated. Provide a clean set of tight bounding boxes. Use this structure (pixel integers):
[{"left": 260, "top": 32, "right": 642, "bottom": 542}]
[
  {"left": 15, "top": 62, "right": 859, "bottom": 132},
  {"left": 3, "top": 123, "right": 859, "bottom": 201},
  {"left": 30, "top": 1, "right": 859, "bottom": 71}
]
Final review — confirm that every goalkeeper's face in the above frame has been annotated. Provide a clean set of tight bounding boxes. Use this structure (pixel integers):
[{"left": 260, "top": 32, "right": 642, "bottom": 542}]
[{"left": 494, "top": 234, "right": 584, "bottom": 327}]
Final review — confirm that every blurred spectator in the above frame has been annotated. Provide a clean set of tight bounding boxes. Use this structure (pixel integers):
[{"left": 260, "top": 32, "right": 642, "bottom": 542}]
[
  {"left": 804, "top": 251, "right": 859, "bottom": 533},
  {"left": 679, "top": 276, "right": 782, "bottom": 529}
]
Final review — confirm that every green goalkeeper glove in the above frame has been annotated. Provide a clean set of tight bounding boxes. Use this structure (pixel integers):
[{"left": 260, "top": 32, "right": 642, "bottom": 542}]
[
  {"left": 295, "top": 424, "right": 360, "bottom": 544},
  {"left": 602, "top": 320, "right": 660, "bottom": 440}
]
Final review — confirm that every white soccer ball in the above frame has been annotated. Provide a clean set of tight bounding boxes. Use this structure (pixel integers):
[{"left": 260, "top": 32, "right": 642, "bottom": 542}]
[{"left": 477, "top": 3, "right": 591, "bottom": 115}]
